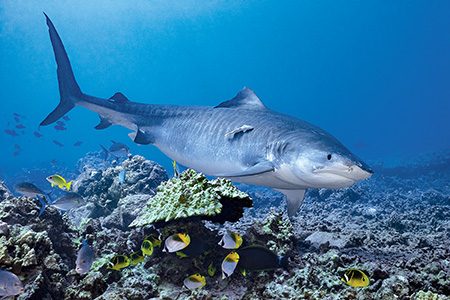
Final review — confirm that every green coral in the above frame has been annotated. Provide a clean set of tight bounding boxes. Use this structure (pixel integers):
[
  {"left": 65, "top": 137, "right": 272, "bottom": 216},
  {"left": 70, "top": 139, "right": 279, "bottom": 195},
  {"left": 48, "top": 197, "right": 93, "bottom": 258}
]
[
  {"left": 412, "top": 290, "right": 448, "bottom": 300},
  {"left": 90, "top": 253, "right": 115, "bottom": 272},
  {"left": 130, "top": 169, "right": 251, "bottom": 226},
  {"left": 255, "top": 209, "right": 295, "bottom": 255}
]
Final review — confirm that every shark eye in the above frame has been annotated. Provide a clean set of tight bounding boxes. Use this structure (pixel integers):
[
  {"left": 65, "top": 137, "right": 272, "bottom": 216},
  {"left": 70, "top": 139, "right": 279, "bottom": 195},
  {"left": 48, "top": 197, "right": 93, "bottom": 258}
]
[{"left": 327, "top": 154, "right": 332, "bottom": 160}]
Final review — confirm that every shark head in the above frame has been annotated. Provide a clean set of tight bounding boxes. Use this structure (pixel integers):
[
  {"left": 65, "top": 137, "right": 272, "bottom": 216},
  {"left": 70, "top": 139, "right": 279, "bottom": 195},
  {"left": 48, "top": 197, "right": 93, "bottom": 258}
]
[
  {"left": 279, "top": 129, "right": 373, "bottom": 189},
  {"left": 294, "top": 149, "right": 372, "bottom": 188}
]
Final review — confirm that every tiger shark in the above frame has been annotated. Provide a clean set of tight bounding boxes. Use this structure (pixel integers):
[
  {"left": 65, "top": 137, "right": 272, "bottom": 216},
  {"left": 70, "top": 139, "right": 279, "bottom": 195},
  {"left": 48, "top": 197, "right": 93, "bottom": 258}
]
[{"left": 40, "top": 14, "right": 372, "bottom": 216}]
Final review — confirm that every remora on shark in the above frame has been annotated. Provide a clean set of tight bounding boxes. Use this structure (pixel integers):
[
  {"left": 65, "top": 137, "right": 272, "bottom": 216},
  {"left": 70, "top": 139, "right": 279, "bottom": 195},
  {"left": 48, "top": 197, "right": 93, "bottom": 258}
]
[{"left": 40, "top": 14, "right": 372, "bottom": 216}]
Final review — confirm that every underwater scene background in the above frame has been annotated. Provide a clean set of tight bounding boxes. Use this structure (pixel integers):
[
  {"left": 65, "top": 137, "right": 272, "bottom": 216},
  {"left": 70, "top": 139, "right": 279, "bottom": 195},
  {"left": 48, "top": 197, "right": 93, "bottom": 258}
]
[{"left": 0, "top": 1, "right": 449, "bottom": 299}]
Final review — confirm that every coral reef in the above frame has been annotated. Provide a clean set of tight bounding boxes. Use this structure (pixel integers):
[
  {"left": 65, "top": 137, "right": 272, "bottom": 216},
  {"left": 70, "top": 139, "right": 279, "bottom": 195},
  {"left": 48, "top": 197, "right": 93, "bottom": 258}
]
[
  {"left": 130, "top": 169, "right": 252, "bottom": 226},
  {"left": 0, "top": 180, "right": 11, "bottom": 201},
  {"left": 0, "top": 152, "right": 449, "bottom": 299},
  {"left": 69, "top": 154, "right": 167, "bottom": 225},
  {"left": 74, "top": 155, "right": 167, "bottom": 212},
  {"left": 0, "top": 196, "right": 78, "bottom": 300}
]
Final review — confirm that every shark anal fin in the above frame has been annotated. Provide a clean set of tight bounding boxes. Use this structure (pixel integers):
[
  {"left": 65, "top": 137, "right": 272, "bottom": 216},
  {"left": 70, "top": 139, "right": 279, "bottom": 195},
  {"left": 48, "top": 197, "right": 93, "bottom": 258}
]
[
  {"left": 215, "top": 161, "right": 274, "bottom": 177},
  {"left": 225, "top": 125, "right": 254, "bottom": 140},
  {"left": 133, "top": 129, "right": 153, "bottom": 145},
  {"left": 276, "top": 189, "right": 306, "bottom": 217},
  {"left": 95, "top": 115, "right": 112, "bottom": 130}
]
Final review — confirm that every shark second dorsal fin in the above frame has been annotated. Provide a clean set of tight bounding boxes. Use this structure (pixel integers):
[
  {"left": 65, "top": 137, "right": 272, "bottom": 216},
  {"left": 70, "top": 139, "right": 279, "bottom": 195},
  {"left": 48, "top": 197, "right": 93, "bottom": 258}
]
[
  {"left": 215, "top": 87, "right": 266, "bottom": 110},
  {"left": 109, "top": 92, "right": 129, "bottom": 104}
]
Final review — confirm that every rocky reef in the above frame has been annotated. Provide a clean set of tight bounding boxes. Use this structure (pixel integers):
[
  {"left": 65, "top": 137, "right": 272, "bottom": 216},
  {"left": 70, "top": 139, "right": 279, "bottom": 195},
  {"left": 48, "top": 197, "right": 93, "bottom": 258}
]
[{"left": 0, "top": 152, "right": 449, "bottom": 299}]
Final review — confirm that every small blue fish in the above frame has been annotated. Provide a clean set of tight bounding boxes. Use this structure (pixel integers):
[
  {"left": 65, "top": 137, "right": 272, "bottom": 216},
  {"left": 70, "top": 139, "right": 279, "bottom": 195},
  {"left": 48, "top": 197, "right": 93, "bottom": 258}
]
[
  {"left": 0, "top": 269, "right": 24, "bottom": 297},
  {"left": 100, "top": 141, "right": 129, "bottom": 160},
  {"left": 38, "top": 192, "right": 83, "bottom": 216},
  {"left": 76, "top": 240, "right": 95, "bottom": 275},
  {"left": 118, "top": 169, "right": 126, "bottom": 184},
  {"left": 15, "top": 182, "right": 47, "bottom": 198}
]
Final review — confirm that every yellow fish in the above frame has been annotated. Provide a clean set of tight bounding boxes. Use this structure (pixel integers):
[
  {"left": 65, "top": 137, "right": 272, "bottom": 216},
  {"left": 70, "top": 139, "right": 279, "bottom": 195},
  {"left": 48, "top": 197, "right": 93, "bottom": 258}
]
[
  {"left": 240, "top": 268, "right": 247, "bottom": 277},
  {"left": 163, "top": 233, "right": 190, "bottom": 253},
  {"left": 183, "top": 273, "right": 206, "bottom": 290},
  {"left": 221, "top": 251, "right": 239, "bottom": 279},
  {"left": 172, "top": 160, "right": 179, "bottom": 178},
  {"left": 147, "top": 234, "right": 162, "bottom": 248},
  {"left": 46, "top": 174, "right": 72, "bottom": 191},
  {"left": 341, "top": 269, "right": 370, "bottom": 288},
  {"left": 207, "top": 262, "right": 216, "bottom": 277},
  {"left": 141, "top": 239, "right": 154, "bottom": 257},
  {"left": 107, "top": 255, "right": 130, "bottom": 271},
  {"left": 218, "top": 231, "right": 243, "bottom": 249},
  {"left": 176, "top": 252, "right": 188, "bottom": 258},
  {"left": 129, "top": 251, "right": 144, "bottom": 266}
]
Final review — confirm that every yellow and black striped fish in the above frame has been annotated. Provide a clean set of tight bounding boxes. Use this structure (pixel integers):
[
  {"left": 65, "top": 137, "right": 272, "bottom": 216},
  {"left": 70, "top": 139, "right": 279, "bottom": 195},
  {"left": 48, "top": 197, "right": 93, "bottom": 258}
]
[{"left": 341, "top": 269, "right": 370, "bottom": 288}]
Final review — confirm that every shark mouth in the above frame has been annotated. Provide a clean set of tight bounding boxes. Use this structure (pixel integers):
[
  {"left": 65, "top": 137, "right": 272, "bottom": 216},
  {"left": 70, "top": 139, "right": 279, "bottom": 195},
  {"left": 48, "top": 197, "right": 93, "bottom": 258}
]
[{"left": 312, "top": 164, "right": 372, "bottom": 181}]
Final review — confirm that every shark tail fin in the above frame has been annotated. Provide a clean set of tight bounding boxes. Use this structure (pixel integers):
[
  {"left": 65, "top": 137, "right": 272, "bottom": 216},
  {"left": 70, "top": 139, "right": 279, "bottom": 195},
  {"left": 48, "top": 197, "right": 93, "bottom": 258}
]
[{"left": 40, "top": 13, "right": 83, "bottom": 126}]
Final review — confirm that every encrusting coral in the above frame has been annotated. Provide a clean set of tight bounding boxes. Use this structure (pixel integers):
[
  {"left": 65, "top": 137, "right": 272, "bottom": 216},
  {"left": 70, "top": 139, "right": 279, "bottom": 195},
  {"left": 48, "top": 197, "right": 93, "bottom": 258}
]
[{"left": 130, "top": 169, "right": 252, "bottom": 226}]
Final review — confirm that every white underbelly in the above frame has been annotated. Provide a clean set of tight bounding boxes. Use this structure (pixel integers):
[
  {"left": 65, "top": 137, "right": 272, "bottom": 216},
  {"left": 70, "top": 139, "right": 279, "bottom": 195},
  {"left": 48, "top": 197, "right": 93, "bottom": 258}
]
[
  {"left": 156, "top": 143, "right": 244, "bottom": 176},
  {"left": 229, "top": 171, "right": 308, "bottom": 190}
]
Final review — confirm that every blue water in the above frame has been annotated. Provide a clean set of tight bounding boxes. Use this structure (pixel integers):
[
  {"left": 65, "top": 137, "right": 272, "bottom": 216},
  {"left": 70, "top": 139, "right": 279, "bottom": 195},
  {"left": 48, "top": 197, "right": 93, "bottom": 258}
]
[{"left": 1, "top": 1, "right": 449, "bottom": 178}]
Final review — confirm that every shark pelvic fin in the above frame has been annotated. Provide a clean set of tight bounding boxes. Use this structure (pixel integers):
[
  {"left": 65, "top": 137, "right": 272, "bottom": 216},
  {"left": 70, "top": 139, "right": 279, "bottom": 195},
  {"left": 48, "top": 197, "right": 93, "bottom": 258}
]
[
  {"left": 133, "top": 128, "right": 153, "bottom": 145},
  {"left": 215, "top": 87, "right": 266, "bottom": 110},
  {"left": 276, "top": 189, "right": 306, "bottom": 217},
  {"left": 215, "top": 160, "right": 274, "bottom": 177},
  {"left": 95, "top": 115, "right": 112, "bottom": 130},
  {"left": 109, "top": 92, "right": 129, "bottom": 103},
  {"left": 225, "top": 125, "right": 254, "bottom": 140}
]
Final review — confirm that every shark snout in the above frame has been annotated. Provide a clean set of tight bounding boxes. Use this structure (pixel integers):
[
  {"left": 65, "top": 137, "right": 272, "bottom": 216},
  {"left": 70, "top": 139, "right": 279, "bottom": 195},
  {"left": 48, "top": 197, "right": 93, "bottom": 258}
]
[{"left": 348, "top": 164, "right": 373, "bottom": 181}]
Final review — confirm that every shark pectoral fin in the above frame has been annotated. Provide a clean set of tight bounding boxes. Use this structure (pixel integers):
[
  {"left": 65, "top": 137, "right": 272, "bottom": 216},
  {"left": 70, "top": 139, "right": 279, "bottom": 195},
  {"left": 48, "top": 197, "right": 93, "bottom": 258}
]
[
  {"left": 276, "top": 189, "right": 306, "bottom": 217},
  {"left": 133, "top": 128, "right": 153, "bottom": 145},
  {"left": 95, "top": 115, "right": 112, "bottom": 130},
  {"left": 216, "top": 161, "right": 274, "bottom": 177},
  {"left": 225, "top": 125, "right": 254, "bottom": 140}
]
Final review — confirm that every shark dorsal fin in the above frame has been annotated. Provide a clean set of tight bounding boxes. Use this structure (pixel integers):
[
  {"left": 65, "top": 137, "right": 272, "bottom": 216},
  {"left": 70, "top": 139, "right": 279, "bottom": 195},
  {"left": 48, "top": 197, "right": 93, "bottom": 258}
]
[
  {"left": 109, "top": 92, "right": 129, "bottom": 103},
  {"left": 215, "top": 87, "right": 266, "bottom": 110}
]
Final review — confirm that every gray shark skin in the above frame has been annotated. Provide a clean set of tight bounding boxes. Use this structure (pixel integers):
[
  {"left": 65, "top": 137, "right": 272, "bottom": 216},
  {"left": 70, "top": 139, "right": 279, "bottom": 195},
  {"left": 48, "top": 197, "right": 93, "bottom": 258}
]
[{"left": 40, "top": 14, "right": 373, "bottom": 216}]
